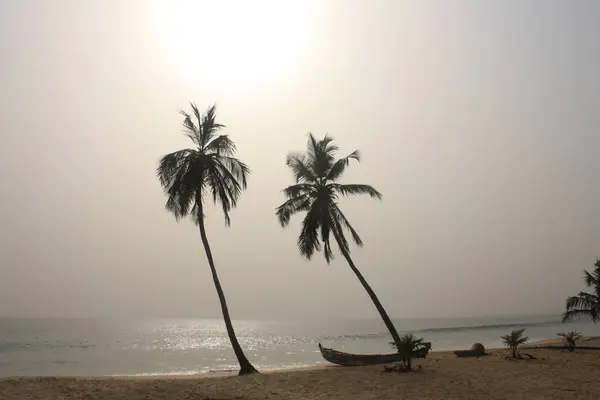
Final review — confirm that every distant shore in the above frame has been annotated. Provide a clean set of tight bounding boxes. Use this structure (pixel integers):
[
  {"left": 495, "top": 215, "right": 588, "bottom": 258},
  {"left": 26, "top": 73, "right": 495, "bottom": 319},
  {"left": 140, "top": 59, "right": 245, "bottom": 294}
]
[{"left": 2, "top": 337, "right": 600, "bottom": 399}]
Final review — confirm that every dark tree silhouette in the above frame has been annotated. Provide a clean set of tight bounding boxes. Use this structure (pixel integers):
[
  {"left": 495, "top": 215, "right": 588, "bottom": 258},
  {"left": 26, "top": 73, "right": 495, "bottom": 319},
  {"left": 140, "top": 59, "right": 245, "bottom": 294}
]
[
  {"left": 501, "top": 329, "right": 529, "bottom": 358},
  {"left": 275, "top": 133, "right": 403, "bottom": 349},
  {"left": 157, "top": 103, "right": 258, "bottom": 375},
  {"left": 390, "top": 333, "right": 428, "bottom": 371},
  {"left": 562, "top": 258, "right": 600, "bottom": 324},
  {"left": 557, "top": 331, "right": 582, "bottom": 352}
]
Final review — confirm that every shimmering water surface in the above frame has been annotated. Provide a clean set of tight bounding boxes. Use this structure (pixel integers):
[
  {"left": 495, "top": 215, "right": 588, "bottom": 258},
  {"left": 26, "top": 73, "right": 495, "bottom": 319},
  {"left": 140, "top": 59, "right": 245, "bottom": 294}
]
[{"left": 2, "top": 316, "right": 599, "bottom": 376}]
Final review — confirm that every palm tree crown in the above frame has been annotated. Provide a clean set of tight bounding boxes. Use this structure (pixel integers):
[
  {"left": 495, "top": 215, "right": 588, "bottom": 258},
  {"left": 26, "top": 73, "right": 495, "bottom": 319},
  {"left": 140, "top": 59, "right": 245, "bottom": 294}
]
[
  {"left": 157, "top": 103, "right": 249, "bottom": 225},
  {"left": 562, "top": 258, "right": 600, "bottom": 324},
  {"left": 276, "top": 133, "right": 382, "bottom": 262}
]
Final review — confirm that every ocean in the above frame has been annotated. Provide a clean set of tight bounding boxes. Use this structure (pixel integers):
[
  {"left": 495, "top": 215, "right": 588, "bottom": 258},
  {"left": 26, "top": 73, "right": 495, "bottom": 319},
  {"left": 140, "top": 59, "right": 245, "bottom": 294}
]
[{"left": 1, "top": 315, "right": 599, "bottom": 377}]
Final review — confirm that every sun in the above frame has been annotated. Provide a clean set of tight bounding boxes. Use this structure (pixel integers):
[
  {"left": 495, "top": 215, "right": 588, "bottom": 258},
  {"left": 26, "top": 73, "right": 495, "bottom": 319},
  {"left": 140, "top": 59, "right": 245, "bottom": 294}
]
[{"left": 154, "top": 0, "right": 312, "bottom": 90}]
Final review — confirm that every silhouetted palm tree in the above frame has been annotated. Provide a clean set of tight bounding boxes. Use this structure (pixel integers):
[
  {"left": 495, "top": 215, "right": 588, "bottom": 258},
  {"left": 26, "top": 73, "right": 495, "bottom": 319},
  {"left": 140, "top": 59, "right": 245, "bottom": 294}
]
[
  {"left": 157, "top": 103, "right": 258, "bottom": 375},
  {"left": 562, "top": 258, "right": 600, "bottom": 324},
  {"left": 390, "top": 334, "right": 428, "bottom": 371},
  {"left": 275, "top": 133, "right": 403, "bottom": 349},
  {"left": 557, "top": 331, "right": 582, "bottom": 352},
  {"left": 501, "top": 329, "right": 529, "bottom": 358}
]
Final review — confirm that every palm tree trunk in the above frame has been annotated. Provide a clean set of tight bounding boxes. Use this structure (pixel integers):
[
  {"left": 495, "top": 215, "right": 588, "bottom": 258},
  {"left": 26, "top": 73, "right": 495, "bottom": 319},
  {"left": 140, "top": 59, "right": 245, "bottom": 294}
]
[
  {"left": 197, "top": 213, "right": 258, "bottom": 375},
  {"left": 332, "top": 230, "right": 403, "bottom": 349}
]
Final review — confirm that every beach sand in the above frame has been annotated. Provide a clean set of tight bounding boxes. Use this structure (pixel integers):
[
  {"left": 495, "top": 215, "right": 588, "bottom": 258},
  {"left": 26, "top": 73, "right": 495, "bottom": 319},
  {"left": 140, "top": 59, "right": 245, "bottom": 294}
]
[{"left": 2, "top": 339, "right": 600, "bottom": 400}]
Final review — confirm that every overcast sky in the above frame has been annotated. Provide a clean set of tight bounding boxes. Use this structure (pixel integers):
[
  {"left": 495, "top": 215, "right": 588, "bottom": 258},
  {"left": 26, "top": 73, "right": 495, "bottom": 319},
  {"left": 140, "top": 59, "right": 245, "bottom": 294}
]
[{"left": 0, "top": 0, "right": 598, "bottom": 320}]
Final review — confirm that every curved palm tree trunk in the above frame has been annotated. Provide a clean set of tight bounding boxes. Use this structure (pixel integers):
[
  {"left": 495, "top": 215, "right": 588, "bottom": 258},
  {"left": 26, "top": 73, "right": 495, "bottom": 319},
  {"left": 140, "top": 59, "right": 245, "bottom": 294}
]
[
  {"left": 332, "top": 230, "right": 403, "bottom": 349},
  {"left": 197, "top": 214, "right": 258, "bottom": 375}
]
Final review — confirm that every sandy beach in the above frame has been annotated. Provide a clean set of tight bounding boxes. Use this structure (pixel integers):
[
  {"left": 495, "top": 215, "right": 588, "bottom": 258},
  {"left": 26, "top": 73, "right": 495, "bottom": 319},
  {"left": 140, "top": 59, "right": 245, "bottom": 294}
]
[{"left": 2, "top": 338, "right": 599, "bottom": 400}]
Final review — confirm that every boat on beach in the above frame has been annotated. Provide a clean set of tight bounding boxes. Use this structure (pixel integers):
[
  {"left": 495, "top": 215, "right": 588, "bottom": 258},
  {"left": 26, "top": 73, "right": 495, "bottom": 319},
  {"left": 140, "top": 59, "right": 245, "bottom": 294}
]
[{"left": 318, "top": 343, "right": 431, "bottom": 366}]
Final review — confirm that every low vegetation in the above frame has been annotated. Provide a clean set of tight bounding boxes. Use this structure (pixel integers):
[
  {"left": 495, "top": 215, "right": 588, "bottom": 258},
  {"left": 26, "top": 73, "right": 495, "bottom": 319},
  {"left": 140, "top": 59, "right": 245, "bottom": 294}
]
[
  {"left": 388, "top": 333, "right": 430, "bottom": 372},
  {"left": 501, "top": 329, "right": 529, "bottom": 358},
  {"left": 557, "top": 331, "right": 583, "bottom": 352}
]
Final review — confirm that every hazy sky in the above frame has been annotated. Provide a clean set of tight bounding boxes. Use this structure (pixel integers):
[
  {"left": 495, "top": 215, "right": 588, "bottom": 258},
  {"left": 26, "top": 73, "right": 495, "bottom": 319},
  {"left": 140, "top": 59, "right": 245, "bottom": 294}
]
[{"left": 1, "top": 0, "right": 598, "bottom": 320}]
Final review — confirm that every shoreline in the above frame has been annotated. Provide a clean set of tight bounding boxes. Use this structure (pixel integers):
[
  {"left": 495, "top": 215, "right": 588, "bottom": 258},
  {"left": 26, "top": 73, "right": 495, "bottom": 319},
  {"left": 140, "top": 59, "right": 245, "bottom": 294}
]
[
  {"left": 4, "top": 336, "right": 600, "bottom": 381},
  {"left": 3, "top": 340, "right": 600, "bottom": 399}
]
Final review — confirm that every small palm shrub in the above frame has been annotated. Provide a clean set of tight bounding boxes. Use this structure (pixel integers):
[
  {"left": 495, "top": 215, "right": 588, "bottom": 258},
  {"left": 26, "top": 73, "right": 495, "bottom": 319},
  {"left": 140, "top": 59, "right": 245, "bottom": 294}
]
[
  {"left": 557, "top": 331, "right": 582, "bottom": 352},
  {"left": 501, "top": 329, "right": 529, "bottom": 358},
  {"left": 390, "top": 333, "right": 428, "bottom": 371}
]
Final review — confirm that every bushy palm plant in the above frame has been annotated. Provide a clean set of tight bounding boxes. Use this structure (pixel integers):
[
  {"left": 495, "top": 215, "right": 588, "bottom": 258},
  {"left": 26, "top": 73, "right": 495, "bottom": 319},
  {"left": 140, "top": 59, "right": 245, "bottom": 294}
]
[
  {"left": 390, "top": 334, "right": 428, "bottom": 371},
  {"left": 557, "top": 331, "right": 582, "bottom": 352},
  {"left": 501, "top": 329, "right": 529, "bottom": 358}
]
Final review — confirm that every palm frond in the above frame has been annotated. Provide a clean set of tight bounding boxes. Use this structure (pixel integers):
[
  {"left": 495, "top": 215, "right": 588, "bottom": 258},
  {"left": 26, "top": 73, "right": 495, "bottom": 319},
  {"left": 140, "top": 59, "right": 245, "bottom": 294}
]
[
  {"left": 214, "top": 156, "right": 250, "bottom": 191},
  {"left": 331, "top": 183, "right": 383, "bottom": 200},
  {"left": 330, "top": 204, "right": 363, "bottom": 247},
  {"left": 205, "top": 134, "right": 237, "bottom": 157},
  {"left": 157, "top": 149, "right": 196, "bottom": 188},
  {"left": 390, "top": 334, "right": 424, "bottom": 350},
  {"left": 320, "top": 217, "right": 335, "bottom": 263},
  {"left": 565, "top": 292, "right": 599, "bottom": 310},
  {"left": 562, "top": 308, "right": 600, "bottom": 324},
  {"left": 282, "top": 183, "right": 315, "bottom": 199},
  {"left": 330, "top": 215, "right": 350, "bottom": 257},
  {"left": 199, "top": 104, "right": 225, "bottom": 149},
  {"left": 557, "top": 331, "right": 582, "bottom": 341},
  {"left": 206, "top": 163, "right": 234, "bottom": 219},
  {"left": 584, "top": 269, "right": 599, "bottom": 287},
  {"left": 286, "top": 152, "right": 318, "bottom": 183},
  {"left": 163, "top": 161, "right": 199, "bottom": 221},
  {"left": 275, "top": 194, "right": 312, "bottom": 227},
  {"left": 326, "top": 150, "right": 360, "bottom": 182},
  {"left": 306, "top": 133, "right": 338, "bottom": 178},
  {"left": 178, "top": 110, "right": 201, "bottom": 145},
  {"left": 297, "top": 203, "right": 322, "bottom": 259},
  {"left": 501, "top": 329, "right": 529, "bottom": 348}
]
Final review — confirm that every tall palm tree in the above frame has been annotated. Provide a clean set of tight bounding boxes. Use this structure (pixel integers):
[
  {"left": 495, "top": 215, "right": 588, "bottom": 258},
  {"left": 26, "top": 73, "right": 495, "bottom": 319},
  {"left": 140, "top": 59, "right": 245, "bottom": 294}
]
[
  {"left": 562, "top": 258, "right": 600, "bottom": 324},
  {"left": 275, "top": 133, "right": 403, "bottom": 349},
  {"left": 157, "top": 103, "right": 258, "bottom": 375}
]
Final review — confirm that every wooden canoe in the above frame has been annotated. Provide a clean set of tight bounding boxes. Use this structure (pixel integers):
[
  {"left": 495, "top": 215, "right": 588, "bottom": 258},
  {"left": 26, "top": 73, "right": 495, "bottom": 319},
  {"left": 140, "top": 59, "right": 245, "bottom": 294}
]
[{"left": 318, "top": 343, "right": 431, "bottom": 366}]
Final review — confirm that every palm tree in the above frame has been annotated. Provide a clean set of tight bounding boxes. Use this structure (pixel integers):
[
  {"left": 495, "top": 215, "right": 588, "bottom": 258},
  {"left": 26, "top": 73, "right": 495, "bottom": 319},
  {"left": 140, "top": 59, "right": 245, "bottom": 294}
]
[
  {"left": 557, "top": 331, "right": 582, "bottom": 352},
  {"left": 157, "top": 103, "right": 258, "bottom": 375},
  {"left": 275, "top": 133, "right": 403, "bottom": 349},
  {"left": 390, "top": 334, "right": 428, "bottom": 371},
  {"left": 501, "top": 329, "right": 529, "bottom": 358},
  {"left": 562, "top": 258, "right": 600, "bottom": 324}
]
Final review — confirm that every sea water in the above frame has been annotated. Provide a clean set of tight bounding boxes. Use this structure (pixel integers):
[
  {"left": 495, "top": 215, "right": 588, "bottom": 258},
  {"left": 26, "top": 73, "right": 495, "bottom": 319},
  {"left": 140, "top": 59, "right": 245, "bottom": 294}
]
[{"left": 1, "top": 315, "right": 599, "bottom": 377}]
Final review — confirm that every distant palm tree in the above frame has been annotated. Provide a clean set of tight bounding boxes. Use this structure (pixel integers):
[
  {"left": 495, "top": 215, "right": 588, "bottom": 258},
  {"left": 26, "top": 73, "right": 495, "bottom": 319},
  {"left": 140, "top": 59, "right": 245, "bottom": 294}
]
[
  {"left": 562, "top": 258, "right": 600, "bottom": 324},
  {"left": 275, "top": 133, "right": 403, "bottom": 349},
  {"left": 157, "top": 103, "right": 258, "bottom": 375},
  {"left": 557, "top": 331, "right": 582, "bottom": 352},
  {"left": 501, "top": 329, "right": 529, "bottom": 358}
]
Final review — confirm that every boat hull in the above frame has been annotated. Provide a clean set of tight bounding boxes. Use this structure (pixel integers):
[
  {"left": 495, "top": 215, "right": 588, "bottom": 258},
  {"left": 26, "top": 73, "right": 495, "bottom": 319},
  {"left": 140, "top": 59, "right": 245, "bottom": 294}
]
[{"left": 318, "top": 343, "right": 430, "bottom": 366}]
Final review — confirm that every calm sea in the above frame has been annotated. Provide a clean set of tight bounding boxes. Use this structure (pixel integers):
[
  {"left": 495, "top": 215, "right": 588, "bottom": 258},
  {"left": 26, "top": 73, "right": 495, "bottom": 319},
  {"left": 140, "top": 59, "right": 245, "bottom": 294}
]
[{"left": 1, "top": 315, "right": 599, "bottom": 377}]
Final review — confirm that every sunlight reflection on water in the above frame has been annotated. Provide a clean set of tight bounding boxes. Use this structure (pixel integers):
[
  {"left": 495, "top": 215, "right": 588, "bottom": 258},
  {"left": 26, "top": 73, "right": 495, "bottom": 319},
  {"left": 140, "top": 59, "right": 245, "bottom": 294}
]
[{"left": 3, "top": 316, "right": 600, "bottom": 376}]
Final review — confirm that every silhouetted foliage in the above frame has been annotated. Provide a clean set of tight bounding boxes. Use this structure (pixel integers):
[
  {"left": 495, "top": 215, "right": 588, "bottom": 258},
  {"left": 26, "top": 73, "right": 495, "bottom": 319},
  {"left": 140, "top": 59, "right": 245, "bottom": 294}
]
[
  {"left": 389, "top": 334, "right": 429, "bottom": 371},
  {"left": 557, "top": 331, "right": 583, "bottom": 352},
  {"left": 501, "top": 329, "right": 529, "bottom": 358},
  {"left": 275, "top": 134, "right": 404, "bottom": 349},
  {"left": 157, "top": 103, "right": 257, "bottom": 375},
  {"left": 562, "top": 258, "right": 600, "bottom": 324}
]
